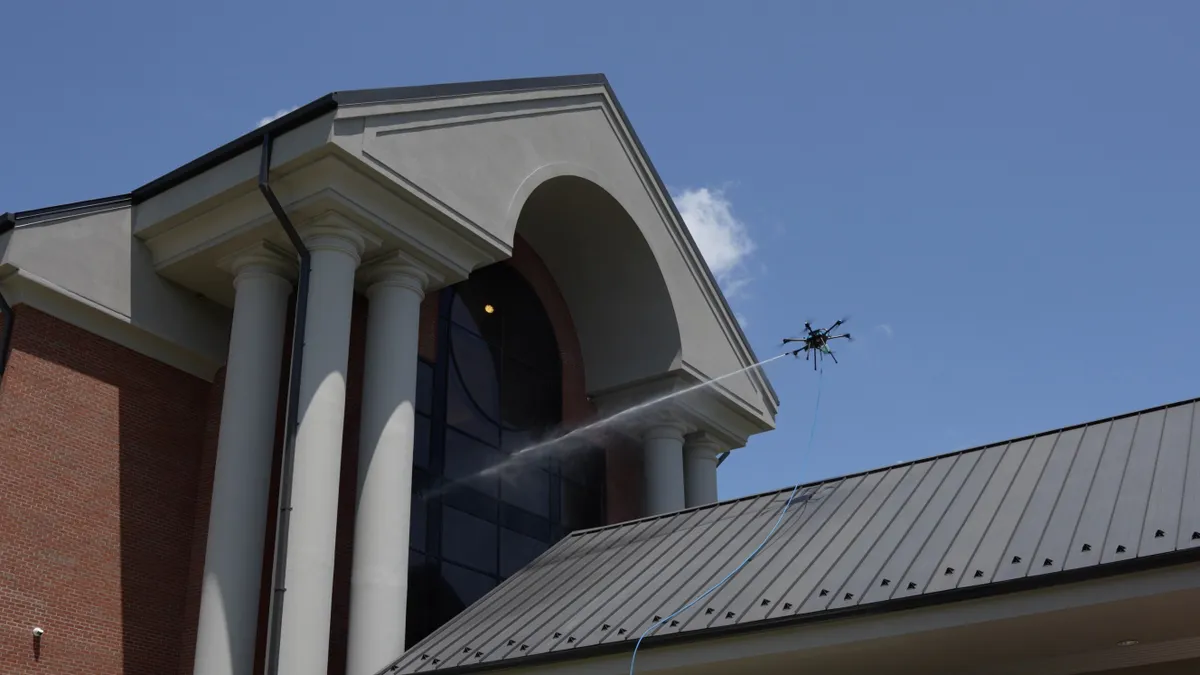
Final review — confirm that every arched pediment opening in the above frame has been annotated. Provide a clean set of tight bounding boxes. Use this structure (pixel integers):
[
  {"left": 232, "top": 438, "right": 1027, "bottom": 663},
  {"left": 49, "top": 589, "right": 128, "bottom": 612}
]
[{"left": 507, "top": 169, "right": 682, "bottom": 396}]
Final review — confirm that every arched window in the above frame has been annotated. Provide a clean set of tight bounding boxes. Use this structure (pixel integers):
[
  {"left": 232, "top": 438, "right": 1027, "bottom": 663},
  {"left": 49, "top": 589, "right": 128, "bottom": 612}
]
[{"left": 406, "top": 263, "right": 606, "bottom": 646}]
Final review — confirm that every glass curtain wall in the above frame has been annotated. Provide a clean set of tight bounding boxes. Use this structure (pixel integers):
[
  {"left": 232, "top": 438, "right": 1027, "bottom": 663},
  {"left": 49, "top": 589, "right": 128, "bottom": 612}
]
[{"left": 405, "top": 263, "right": 606, "bottom": 647}]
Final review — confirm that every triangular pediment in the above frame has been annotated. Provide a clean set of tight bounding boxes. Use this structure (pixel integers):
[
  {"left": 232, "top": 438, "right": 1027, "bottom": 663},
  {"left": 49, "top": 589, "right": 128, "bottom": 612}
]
[{"left": 328, "top": 75, "right": 778, "bottom": 432}]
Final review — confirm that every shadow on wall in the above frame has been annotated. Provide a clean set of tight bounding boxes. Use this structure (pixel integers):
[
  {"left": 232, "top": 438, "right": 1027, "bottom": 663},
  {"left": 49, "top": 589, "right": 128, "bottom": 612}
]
[{"left": 0, "top": 307, "right": 212, "bottom": 673}]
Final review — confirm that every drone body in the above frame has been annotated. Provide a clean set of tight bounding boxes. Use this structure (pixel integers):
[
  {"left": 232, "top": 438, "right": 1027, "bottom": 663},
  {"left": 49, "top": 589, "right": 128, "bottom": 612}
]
[{"left": 782, "top": 319, "right": 853, "bottom": 370}]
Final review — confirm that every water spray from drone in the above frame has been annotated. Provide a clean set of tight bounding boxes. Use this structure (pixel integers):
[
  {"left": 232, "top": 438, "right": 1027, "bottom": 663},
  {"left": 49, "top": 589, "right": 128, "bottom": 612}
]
[
  {"left": 419, "top": 352, "right": 789, "bottom": 502},
  {"left": 627, "top": 317, "right": 851, "bottom": 675},
  {"left": 424, "top": 317, "right": 854, "bottom": 508}
]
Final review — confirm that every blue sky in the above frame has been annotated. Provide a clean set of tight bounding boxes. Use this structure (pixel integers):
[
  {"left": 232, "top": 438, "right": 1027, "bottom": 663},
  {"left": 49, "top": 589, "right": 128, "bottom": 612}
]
[{"left": 4, "top": 1, "right": 1199, "bottom": 501}]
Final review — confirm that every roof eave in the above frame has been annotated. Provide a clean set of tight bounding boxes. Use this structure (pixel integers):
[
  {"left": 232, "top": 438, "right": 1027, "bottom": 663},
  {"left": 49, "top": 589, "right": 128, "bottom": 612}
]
[{"left": 406, "top": 546, "right": 1200, "bottom": 675}]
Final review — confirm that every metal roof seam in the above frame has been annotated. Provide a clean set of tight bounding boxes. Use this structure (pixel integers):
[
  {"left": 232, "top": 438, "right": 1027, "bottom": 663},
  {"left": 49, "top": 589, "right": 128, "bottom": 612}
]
[
  {"left": 692, "top": 486, "right": 832, "bottom": 629},
  {"left": 578, "top": 496, "right": 764, "bottom": 648},
  {"left": 1011, "top": 427, "right": 1086, "bottom": 581},
  {"left": 768, "top": 470, "right": 902, "bottom": 619},
  {"left": 1096, "top": 415, "right": 1143, "bottom": 565},
  {"left": 889, "top": 449, "right": 992, "bottom": 598},
  {"left": 1172, "top": 405, "right": 1195, "bottom": 548},
  {"left": 611, "top": 494, "right": 789, "bottom": 640},
  {"left": 803, "top": 463, "right": 926, "bottom": 613},
  {"left": 468, "top": 517, "right": 678, "bottom": 666},
  {"left": 1133, "top": 408, "right": 1169, "bottom": 556},
  {"left": 531, "top": 507, "right": 722, "bottom": 656},
  {"left": 957, "top": 439, "right": 1042, "bottom": 588}
]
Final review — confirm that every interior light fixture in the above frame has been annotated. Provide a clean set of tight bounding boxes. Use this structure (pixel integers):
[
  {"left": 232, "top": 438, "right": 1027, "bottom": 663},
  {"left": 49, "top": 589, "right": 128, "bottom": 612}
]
[
  {"left": 484, "top": 304, "right": 495, "bottom": 314},
  {"left": 1116, "top": 640, "right": 1140, "bottom": 647}
]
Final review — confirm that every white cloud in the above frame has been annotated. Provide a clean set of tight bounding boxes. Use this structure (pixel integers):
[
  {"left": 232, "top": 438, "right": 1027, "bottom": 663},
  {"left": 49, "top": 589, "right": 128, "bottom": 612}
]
[
  {"left": 735, "top": 312, "right": 750, "bottom": 329},
  {"left": 673, "top": 187, "right": 757, "bottom": 296},
  {"left": 256, "top": 105, "right": 300, "bottom": 128},
  {"left": 876, "top": 323, "right": 894, "bottom": 338}
]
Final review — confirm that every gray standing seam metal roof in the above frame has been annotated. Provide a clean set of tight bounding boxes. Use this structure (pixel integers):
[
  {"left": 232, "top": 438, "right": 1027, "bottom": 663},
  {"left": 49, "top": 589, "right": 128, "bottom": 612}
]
[{"left": 385, "top": 396, "right": 1200, "bottom": 674}]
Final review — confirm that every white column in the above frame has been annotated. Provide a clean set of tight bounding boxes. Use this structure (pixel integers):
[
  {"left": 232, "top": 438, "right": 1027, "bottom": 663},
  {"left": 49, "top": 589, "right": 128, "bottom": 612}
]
[
  {"left": 276, "top": 223, "right": 370, "bottom": 675},
  {"left": 194, "top": 245, "right": 293, "bottom": 675},
  {"left": 643, "top": 422, "right": 688, "bottom": 516},
  {"left": 683, "top": 433, "right": 721, "bottom": 507},
  {"left": 345, "top": 258, "right": 433, "bottom": 675}
]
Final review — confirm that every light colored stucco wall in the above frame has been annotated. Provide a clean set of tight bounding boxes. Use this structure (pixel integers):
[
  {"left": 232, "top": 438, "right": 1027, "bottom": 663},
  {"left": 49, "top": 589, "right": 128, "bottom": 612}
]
[
  {"left": 0, "top": 203, "right": 231, "bottom": 379},
  {"left": 345, "top": 92, "right": 772, "bottom": 421},
  {"left": 5, "top": 85, "right": 773, "bottom": 425},
  {"left": 133, "top": 111, "right": 337, "bottom": 239}
]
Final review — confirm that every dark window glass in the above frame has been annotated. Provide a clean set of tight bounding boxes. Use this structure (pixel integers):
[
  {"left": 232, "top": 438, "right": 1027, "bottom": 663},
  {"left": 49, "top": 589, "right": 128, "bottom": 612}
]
[
  {"left": 410, "top": 492, "right": 427, "bottom": 553},
  {"left": 408, "top": 262, "right": 608, "bottom": 648},
  {"left": 414, "top": 413, "right": 431, "bottom": 469},
  {"left": 499, "top": 503, "right": 551, "bottom": 542},
  {"left": 444, "top": 428, "right": 503, "bottom": 498},
  {"left": 446, "top": 327, "right": 500, "bottom": 445},
  {"left": 561, "top": 478, "right": 603, "bottom": 533},
  {"left": 500, "top": 465, "right": 550, "bottom": 518},
  {"left": 406, "top": 551, "right": 430, "bottom": 648},
  {"left": 561, "top": 445, "right": 604, "bottom": 488},
  {"left": 500, "top": 428, "right": 538, "bottom": 455},
  {"left": 450, "top": 284, "right": 502, "bottom": 345},
  {"left": 489, "top": 268, "right": 559, "bottom": 373},
  {"left": 437, "top": 563, "right": 496, "bottom": 624},
  {"left": 500, "top": 528, "right": 549, "bottom": 578},
  {"left": 442, "top": 482, "right": 498, "bottom": 524},
  {"left": 500, "top": 360, "right": 560, "bottom": 433},
  {"left": 441, "top": 506, "right": 498, "bottom": 575},
  {"left": 416, "top": 360, "right": 434, "bottom": 416}
]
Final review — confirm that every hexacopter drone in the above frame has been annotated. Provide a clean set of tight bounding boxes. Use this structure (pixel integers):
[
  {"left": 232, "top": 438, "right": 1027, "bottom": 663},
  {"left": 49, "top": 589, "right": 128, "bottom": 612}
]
[{"left": 782, "top": 319, "right": 853, "bottom": 370}]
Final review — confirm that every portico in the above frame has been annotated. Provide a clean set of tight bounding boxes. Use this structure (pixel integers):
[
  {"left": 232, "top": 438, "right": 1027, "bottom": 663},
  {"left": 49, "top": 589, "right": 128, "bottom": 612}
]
[{"left": 1, "top": 76, "right": 777, "bottom": 675}]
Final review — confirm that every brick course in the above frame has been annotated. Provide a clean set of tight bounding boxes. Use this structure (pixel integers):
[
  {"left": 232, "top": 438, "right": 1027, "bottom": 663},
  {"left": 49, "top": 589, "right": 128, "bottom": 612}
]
[{"left": 0, "top": 307, "right": 212, "bottom": 674}]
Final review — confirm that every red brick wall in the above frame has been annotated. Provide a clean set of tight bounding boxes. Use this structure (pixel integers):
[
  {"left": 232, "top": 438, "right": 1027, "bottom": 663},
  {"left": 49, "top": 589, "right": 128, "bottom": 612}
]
[
  {"left": 417, "top": 290, "right": 440, "bottom": 363},
  {"left": 0, "top": 307, "right": 212, "bottom": 675},
  {"left": 177, "top": 366, "right": 225, "bottom": 675}
]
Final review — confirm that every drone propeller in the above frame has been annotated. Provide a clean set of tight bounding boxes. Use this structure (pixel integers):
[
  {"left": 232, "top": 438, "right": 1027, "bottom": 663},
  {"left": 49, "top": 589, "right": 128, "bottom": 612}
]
[{"left": 824, "top": 316, "right": 851, "bottom": 333}]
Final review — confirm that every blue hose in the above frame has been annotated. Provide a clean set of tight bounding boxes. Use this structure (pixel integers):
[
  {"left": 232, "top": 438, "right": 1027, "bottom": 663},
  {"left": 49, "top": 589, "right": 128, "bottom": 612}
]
[{"left": 628, "top": 367, "right": 825, "bottom": 674}]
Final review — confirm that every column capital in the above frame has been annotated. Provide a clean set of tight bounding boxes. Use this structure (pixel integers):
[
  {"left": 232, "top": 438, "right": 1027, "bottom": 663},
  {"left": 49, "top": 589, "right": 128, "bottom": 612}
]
[
  {"left": 360, "top": 252, "right": 443, "bottom": 300},
  {"left": 684, "top": 431, "right": 723, "bottom": 460},
  {"left": 218, "top": 242, "right": 296, "bottom": 289},
  {"left": 642, "top": 418, "right": 691, "bottom": 443},
  {"left": 299, "top": 212, "right": 382, "bottom": 265}
]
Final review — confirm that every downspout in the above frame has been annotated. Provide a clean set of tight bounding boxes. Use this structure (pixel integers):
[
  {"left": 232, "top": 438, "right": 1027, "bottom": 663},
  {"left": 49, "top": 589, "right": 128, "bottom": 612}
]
[
  {"left": 257, "top": 134, "right": 312, "bottom": 675},
  {"left": 0, "top": 213, "right": 14, "bottom": 386}
]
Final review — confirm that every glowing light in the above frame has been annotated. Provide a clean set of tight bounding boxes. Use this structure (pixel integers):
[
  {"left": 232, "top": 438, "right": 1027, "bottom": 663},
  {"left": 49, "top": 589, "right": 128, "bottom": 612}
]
[{"left": 484, "top": 304, "right": 495, "bottom": 314}]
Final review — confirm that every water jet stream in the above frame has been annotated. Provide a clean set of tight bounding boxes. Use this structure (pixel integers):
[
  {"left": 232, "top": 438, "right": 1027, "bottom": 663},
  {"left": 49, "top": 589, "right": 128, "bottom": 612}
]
[{"left": 421, "top": 352, "right": 791, "bottom": 501}]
